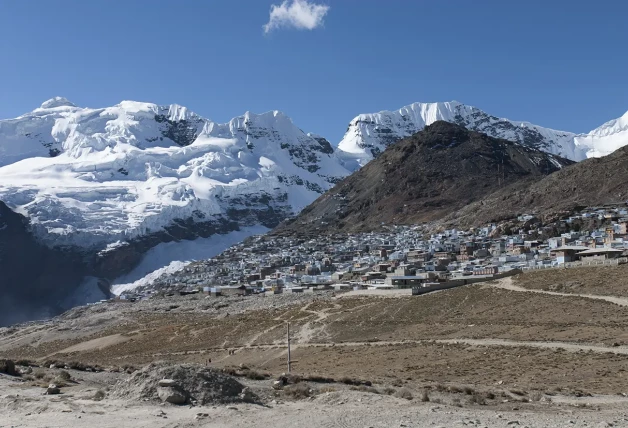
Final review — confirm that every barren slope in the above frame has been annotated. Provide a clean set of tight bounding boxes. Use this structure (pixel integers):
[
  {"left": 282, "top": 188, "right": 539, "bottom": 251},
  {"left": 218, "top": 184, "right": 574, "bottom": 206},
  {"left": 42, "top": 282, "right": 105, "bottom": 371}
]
[{"left": 276, "top": 121, "right": 572, "bottom": 235}]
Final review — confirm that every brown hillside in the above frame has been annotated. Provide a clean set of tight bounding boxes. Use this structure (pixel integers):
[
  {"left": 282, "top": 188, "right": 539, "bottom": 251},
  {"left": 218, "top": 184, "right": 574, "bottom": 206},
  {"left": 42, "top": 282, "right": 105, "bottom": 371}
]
[
  {"left": 276, "top": 121, "right": 573, "bottom": 235},
  {"left": 448, "top": 144, "right": 628, "bottom": 227}
]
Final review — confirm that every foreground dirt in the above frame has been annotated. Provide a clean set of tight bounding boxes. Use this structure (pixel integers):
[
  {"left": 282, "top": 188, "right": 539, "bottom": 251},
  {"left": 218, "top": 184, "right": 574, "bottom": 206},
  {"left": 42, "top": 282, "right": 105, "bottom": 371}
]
[
  {"left": 5, "top": 264, "right": 628, "bottom": 425},
  {"left": 3, "top": 370, "right": 628, "bottom": 428}
]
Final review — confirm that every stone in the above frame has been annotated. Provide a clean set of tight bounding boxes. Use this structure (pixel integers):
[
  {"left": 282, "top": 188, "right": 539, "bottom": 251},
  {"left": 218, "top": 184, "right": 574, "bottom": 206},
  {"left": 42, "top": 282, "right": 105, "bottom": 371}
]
[
  {"left": 46, "top": 384, "right": 61, "bottom": 395},
  {"left": 158, "top": 379, "right": 178, "bottom": 388},
  {"left": 239, "top": 387, "right": 255, "bottom": 403},
  {"left": 157, "top": 387, "right": 186, "bottom": 405},
  {"left": 19, "top": 366, "right": 33, "bottom": 375},
  {"left": 272, "top": 380, "right": 284, "bottom": 390}
]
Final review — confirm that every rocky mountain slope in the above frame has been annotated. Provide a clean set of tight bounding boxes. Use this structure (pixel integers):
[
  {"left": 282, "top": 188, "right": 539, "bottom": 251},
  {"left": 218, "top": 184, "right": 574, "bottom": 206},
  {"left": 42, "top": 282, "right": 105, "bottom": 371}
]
[
  {"left": 0, "top": 98, "right": 349, "bottom": 325},
  {"left": 336, "top": 101, "right": 627, "bottom": 168},
  {"left": 449, "top": 142, "right": 628, "bottom": 228},
  {"left": 276, "top": 121, "right": 573, "bottom": 235}
]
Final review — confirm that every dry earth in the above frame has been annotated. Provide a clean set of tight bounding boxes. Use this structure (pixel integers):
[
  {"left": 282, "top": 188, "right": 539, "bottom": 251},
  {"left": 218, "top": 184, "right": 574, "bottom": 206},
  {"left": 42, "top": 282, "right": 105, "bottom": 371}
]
[
  {"left": 513, "top": 264, "right": 628, "bottom": 297},
  {"left": 4, "top": 265, "right": 628, "bottom": 426}
]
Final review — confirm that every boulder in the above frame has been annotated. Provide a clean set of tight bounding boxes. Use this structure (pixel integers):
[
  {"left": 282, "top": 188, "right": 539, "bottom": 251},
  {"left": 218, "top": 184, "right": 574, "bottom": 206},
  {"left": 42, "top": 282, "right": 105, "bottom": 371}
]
[
  {"left": 46, "top": 384, "right": 61, "bottom": 395},
  {"left": 239, "top": 387, "right": 255, "bottom": 403},
  {"left": 19, "top": 366, "right": 33, "bottom": 375},
  {"left": 157, "top": 387, "right": 187, "bottom": 405},
  {"left": 158, "top": 378, "right": 178, "bottom": 388}
]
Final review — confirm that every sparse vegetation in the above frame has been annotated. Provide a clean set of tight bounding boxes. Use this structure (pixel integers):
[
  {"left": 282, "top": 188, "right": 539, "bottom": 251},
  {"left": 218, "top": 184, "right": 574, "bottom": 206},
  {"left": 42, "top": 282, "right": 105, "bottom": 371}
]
[
  {"left": 467, "top": 392, "right": 487, "bottom": 405},
  {"left": 394, "top": 388, "right": 413, "bottom": 400},
  {"left": 283, "top": 383, "right": 316, "bottom": 399},
  {"left": 382, "top": 387, "right": 395, "bottom": 395},
  {"left": 93, "top": 389, "right": 106, "bottom": 401},
  {"left": 57, "top": 370, "right": 72, "bottom": 381},
  {"left": 244, "top": 370, "right": 268, "bottom": 381},
  {"left": 350, "top": 385, "right": 380, "bottom": 394},
  {"left": 420, "top": 389, "right": 430, "bottom": 402},
  {"left": 530, "top": 390, "right": 544, "bottom": 402}
]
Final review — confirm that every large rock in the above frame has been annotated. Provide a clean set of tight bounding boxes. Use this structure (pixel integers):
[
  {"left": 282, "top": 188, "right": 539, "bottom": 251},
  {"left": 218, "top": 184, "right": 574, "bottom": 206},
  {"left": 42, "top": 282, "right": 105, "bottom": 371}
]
[
  {"left": 158, "top": 378, "right": 178, "bottom": 388},
  {"left": 157, "top": 387, "right": 187, "bottom": 405},
  {"left": 46, "top": 384, "right": 61, "bottom": 395}
]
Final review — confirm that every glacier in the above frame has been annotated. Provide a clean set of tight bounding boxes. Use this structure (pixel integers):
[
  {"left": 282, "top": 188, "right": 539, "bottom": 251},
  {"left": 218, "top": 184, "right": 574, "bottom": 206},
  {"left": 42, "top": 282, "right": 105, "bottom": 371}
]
[
  {"left": 336, "top": 100, "right": 628, "bottom": 168},
  {"left": 0, "top": 97, "right": 349, "bottom": 249}
]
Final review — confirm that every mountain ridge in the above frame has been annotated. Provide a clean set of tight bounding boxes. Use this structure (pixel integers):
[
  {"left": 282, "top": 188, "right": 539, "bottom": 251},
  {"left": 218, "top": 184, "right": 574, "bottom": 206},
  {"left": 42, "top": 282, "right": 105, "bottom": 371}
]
[
  {"left": 276, "top": 121, "right": 574, "bottom": 235},
  {"left": 336, "top": 101, "right": 628, "bottom": 169}
]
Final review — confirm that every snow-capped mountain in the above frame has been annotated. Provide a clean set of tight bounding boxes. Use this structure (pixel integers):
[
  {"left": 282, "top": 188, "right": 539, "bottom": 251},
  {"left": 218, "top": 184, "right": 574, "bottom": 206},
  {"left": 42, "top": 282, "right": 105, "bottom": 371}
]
[
  {"left": 0, "top": 97, "right": 350, "bottom": 325},
  {"left": 336, "top": 101, "right": 627, "bottom": 169},
  {"left": 572, "top": 110, "right": 628, "bottom": 158},
  {"left": 0, "top": 97, "right": 349, "bottom": 248}
]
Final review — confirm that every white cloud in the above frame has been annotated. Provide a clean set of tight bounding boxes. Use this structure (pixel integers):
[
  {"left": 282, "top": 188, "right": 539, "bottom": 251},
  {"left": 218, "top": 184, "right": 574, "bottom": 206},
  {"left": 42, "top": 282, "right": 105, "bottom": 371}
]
[{"left": 263, "top": 0, "right": 330, "bottom": 34}]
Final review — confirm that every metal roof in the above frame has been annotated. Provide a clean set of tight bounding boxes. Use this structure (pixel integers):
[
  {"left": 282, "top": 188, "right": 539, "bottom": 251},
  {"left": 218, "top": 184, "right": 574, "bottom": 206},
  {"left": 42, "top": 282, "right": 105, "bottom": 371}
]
[
  {"left": 577, "top": 248, "right": 624, "bottom": 254},
  {"left": 550, "top": 246, "right": 589, "bottom": 252}
]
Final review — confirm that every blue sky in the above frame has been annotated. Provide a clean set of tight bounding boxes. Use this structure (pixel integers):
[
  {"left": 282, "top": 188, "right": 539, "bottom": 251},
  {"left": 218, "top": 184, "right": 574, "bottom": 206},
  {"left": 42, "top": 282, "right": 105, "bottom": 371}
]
[{"left": 1, "top": 0, "right": 627, "bottom": 143}]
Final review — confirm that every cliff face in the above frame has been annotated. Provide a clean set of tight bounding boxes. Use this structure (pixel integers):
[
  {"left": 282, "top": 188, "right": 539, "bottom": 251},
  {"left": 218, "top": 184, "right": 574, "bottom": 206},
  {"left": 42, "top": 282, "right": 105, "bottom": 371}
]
[{"left": 0, "top": 201, "right": 89, "bottom": 325}]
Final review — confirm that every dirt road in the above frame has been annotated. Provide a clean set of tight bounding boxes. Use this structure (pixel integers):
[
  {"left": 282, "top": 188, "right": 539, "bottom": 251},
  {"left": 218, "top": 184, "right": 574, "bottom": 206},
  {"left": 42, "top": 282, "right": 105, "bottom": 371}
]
[{"left": 489, "top": 276, "right": 628, "bottom": 306}]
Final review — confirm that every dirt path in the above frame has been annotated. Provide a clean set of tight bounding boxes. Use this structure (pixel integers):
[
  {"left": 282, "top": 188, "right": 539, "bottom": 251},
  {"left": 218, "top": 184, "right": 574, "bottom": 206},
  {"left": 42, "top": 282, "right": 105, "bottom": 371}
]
[
  {"left": 489, "top": 277, "right": 628, "bottom": 306},
  {"left": 435, "top": 338, "right": 628, "bottom": 355},
  {"left": 124, "top": 336, "right": 628, "bottom": 362}
]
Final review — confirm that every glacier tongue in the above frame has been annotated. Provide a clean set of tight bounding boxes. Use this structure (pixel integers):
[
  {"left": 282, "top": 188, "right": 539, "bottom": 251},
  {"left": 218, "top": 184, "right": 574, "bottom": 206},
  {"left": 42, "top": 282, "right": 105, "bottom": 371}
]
[
  {"left": 336, "top": 101, "right": 628, "bottom": 169},
  {"left": 0, "top": 99, "right": 350, "bottom": 249}
]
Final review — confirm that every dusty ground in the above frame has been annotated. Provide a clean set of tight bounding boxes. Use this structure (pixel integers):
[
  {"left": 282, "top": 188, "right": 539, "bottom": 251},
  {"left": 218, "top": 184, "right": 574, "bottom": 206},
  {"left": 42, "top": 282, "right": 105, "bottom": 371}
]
[
  {"left": 513, "top": 264, "right": 628, "bottom": 297},
  {"left": 3, "top": 369, "right": 628, "bottom": 428},
  {"left": 4, "top": 264, "right": 628, "bottom": 426}
]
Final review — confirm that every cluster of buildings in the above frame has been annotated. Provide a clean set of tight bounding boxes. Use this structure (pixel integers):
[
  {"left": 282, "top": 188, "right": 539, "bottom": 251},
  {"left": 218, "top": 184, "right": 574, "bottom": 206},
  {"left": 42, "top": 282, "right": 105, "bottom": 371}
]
[{"left": 128, "top": 205, "right": 628, "bottom": 298}]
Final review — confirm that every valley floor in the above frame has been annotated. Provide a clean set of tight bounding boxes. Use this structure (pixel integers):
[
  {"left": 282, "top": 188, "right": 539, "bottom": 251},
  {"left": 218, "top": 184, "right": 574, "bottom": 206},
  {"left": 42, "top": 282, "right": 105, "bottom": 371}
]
[{"left": 3, "top": 264, "right": 628, "bottom": 426}]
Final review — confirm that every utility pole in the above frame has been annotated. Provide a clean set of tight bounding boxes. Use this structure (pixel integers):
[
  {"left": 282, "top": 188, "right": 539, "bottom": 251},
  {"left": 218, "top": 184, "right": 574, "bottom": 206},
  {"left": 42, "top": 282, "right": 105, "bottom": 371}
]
[{"left": 287, "top": 322, "right": 292, "bottom": 373}]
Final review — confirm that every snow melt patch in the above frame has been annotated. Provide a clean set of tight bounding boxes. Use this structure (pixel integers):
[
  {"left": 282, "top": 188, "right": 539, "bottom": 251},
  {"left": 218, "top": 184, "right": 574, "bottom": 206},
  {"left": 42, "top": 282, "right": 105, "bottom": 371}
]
[{"left": 110, "top": 225, "right": 269, "bottom": 295}]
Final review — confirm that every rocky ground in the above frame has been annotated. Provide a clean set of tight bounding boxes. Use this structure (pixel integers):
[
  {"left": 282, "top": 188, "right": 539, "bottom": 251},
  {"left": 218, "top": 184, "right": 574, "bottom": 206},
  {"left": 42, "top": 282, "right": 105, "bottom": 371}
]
[
  {"left": 2, "top": 364, "right": 628, "bottom": 428},
  {"left": 4, "top": 265, "right": 628, "bottom": 426}
]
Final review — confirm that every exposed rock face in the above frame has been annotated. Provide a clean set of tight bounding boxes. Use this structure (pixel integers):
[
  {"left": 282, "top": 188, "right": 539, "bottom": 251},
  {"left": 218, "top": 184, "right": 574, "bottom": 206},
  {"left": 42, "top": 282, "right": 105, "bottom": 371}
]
[
  {"left": 277, "top": 121, "right": 573, "bottom": 235},
  {"left": 0, "top": 201, "right": 88, "bottom": 326}
]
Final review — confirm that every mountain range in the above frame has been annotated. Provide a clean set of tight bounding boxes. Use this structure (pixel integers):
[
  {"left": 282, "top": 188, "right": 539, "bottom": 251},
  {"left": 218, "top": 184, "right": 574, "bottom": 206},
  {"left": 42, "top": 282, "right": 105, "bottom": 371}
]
[
  {"left": 1, "top": 97, "right": 627, "bottom": 325},
  {"left": 337, "top": 101, "right": 628, "bottom": 169}
]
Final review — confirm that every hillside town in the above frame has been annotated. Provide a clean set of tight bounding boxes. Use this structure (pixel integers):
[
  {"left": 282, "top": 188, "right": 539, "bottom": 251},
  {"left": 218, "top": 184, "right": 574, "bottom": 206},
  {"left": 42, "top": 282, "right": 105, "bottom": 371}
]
[{"left": 117, "top": 205, "right": 628, "bottom": 301}]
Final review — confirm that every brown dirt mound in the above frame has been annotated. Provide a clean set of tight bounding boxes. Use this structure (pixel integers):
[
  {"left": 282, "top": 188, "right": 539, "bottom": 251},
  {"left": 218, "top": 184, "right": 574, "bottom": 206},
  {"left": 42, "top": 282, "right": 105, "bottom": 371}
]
[{"left": 110, "top": 362, "right": 247, "bottom": 405}]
